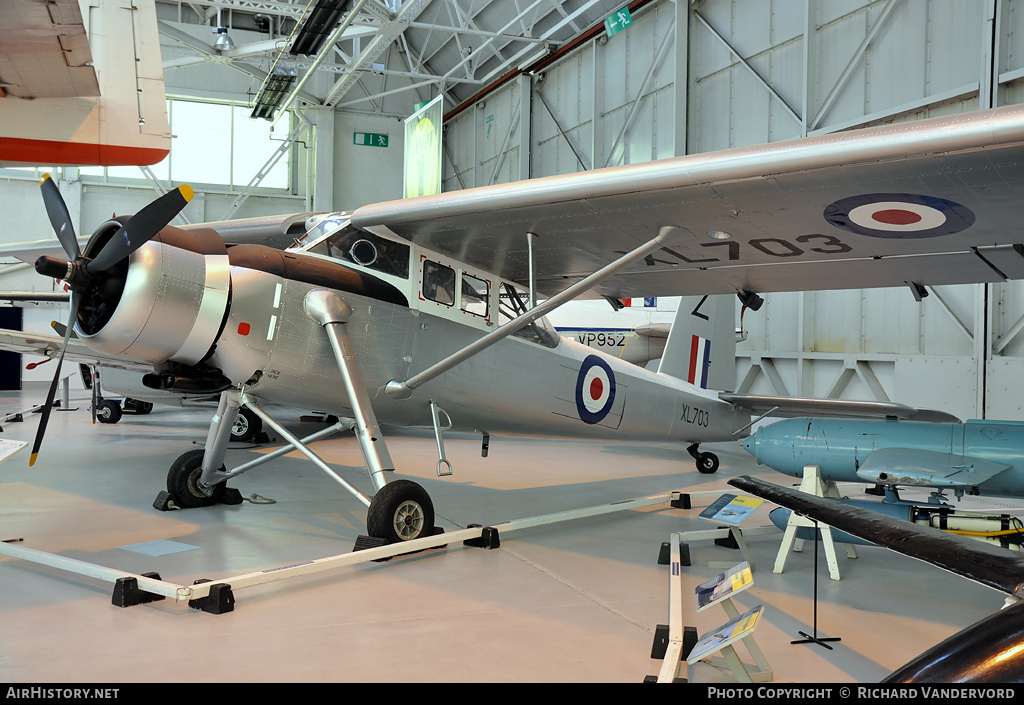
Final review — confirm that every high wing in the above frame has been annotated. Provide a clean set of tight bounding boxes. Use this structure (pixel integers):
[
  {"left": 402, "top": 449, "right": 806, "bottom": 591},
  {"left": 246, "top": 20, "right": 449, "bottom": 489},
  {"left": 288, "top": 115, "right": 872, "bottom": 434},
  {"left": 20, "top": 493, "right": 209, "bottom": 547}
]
[
  {"left": 0, "top": 0, "right": 170, "bottom": 167},
  {"left": 352, "top": 106, "right": 1024, "bottom": 300},
  {"left": 855, "top": 447, "right": 1011, "bottom": 488},
  {"left": 718, "top": 394, "right": 961, "bottom": 423},
  {"left": 729, "top": 475, "right": 1024, "bottom": 598}
]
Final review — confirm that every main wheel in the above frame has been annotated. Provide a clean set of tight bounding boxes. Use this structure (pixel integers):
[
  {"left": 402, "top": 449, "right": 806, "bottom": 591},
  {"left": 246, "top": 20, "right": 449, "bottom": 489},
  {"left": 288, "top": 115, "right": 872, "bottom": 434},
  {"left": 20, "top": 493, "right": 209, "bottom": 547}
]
[
  {"left": 366, "top": 480, "right": 435, "bottom": 543},
  {"left": 230, "top": 407, "right": 262, "bottom": 442},
  {"left": 696, "top": 452, "right": 720, "bottom": 474},
  {"left": 125, "top": 398, "right": 154, "bottom": 415},
  {"left": 167, "top": 449, "right": 227, "bottom": 508},
  {"left": 96, "top": 399, "right": 122, "bottom": 424}
]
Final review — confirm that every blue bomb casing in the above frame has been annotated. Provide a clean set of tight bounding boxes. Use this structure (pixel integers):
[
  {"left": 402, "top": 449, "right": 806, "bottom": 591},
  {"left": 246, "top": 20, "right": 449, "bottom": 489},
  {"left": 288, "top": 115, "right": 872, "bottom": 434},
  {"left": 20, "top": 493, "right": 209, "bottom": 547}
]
[{"left": 741, "top": 417, "right": 1024, "bottom": 496}]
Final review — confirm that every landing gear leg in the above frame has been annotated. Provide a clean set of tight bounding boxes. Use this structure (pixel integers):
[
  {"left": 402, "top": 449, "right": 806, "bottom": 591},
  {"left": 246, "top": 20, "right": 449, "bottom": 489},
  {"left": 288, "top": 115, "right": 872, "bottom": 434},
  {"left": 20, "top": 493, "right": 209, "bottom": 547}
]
[
  {"left": 158, "top": 389, "right": 241, "bottom": 509},
  {"left": 686, "top": 443, "right": 720, "bottom": 474},
  {"left": 305, "top": 290, "right": 435, "bottom": 544}
]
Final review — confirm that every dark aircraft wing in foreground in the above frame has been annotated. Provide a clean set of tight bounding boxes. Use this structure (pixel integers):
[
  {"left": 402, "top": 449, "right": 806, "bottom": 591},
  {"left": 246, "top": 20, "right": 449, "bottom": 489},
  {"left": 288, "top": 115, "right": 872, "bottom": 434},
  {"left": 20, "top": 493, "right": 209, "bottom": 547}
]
[{"left": 729, "top": 475, "right": 1024, "bottom": 683}]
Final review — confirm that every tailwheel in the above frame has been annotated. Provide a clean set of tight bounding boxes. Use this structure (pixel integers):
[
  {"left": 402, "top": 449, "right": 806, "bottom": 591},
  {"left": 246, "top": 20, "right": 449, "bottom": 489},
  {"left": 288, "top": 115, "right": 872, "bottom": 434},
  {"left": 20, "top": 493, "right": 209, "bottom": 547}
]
[
  {"left": 696, "top": 452, "right": 720, "bottom": 474},
  {"left": 230, "top": 407, "right": 262, "bottom": 442},
  {"left": 167, "top": 449, "right": 228, "bottom": 508},
  {"left": 366, "top": 480, "right": 435, "bottom": 543}
]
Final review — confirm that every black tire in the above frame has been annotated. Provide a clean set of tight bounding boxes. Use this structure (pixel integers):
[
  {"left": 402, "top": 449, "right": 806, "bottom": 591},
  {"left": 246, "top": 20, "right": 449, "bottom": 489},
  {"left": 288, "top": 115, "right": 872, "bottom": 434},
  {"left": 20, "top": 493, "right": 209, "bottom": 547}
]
[
  {"left": 366, "top": 480, "right": 435, "bottom": 543},
  {"left": 167, "top": 449, "right": 227, "bottom": 508},
  {"left": 696, "top": 452, "right": 720, "bottom": 474},
  {"left": 128, "top": 399, "right": 154, "bottom": 415},
  {"left": 230, "top": 407, "right": 262, "bottom": 442},
  {"left": 96, "top": 399, "right": 122, "bottom": 424}
]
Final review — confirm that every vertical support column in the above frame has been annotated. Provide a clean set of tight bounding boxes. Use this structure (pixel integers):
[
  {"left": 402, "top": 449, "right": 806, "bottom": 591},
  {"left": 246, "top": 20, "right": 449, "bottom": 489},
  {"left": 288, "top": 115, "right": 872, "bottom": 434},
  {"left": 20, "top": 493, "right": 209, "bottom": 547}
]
[
  {"left": 309, "top": 106, "right": 336, "bottom": 212},
  {"left": 304, "top": 290, "right": 394, "bottom": 493},
  {"left": 527, "top": 232, "right": 537, "bottom": 308},
  {"left": 801, "top": 0, "right": 816, "bottom": 138},
  {"left": 977, "top": 283, "right": 990, "bottom": 419},
  {"left": 517, "top": 73, "right": 533, "bottom": 181},
  {"left": 981, "top": 0, "right": 999, "bottom": 110},
  {"left": 673, "top": 0, "right": 691, "bottom": 156}
]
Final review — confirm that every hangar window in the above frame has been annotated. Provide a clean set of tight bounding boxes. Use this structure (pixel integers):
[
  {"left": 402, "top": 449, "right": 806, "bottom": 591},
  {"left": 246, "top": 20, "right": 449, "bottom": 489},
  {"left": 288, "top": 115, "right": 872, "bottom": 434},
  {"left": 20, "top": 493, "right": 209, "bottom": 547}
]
[{"left": 76, "top": 99, "right": 291, "bottom": 190}]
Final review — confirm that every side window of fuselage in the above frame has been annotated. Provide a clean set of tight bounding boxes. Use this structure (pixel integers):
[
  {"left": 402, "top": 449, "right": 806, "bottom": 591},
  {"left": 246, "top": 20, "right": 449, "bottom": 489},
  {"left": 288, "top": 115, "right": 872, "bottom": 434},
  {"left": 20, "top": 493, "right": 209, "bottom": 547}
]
[
  {"left": 422, "top": 260, "right": 456, "bottom": 306},
  {"left": 498, "top": 283, "right": 559, "bottom": 348},
  {"left": 461, "top": 273, "right": 489, "bottom": 317}
]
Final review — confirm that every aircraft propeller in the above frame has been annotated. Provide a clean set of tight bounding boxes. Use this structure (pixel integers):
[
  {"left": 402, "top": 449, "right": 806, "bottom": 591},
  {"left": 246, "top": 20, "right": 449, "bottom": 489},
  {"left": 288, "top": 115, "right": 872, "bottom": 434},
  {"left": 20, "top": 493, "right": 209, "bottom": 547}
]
[{"left": 28, "top": 174, "right": 193, "bottom": 466}]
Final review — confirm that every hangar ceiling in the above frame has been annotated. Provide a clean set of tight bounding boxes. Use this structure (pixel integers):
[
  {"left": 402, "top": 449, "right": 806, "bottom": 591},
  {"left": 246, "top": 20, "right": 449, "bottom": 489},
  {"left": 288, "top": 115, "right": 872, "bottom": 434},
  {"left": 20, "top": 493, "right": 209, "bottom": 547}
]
[{"left": 156, "top": 0, "right": 636, "bottom": 118}]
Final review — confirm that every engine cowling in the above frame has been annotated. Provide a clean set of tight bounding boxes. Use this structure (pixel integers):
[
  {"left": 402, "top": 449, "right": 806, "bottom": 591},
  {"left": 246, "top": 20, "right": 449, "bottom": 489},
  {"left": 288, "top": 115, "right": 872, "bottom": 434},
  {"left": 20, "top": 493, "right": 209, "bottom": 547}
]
[{"left": 76, "top": 221, "right": 231, "bottom": 366}]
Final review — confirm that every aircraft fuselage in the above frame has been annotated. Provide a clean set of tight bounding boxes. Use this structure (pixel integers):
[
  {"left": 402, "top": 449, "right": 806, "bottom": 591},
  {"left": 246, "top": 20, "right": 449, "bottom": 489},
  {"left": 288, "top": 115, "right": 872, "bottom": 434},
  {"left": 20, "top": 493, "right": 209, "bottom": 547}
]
[
  {"left": 742, "top": 417, "right": 1024, "bottom": 496},
  {"left": 77, "top": 213, "right": 749, "bottom": 447}
]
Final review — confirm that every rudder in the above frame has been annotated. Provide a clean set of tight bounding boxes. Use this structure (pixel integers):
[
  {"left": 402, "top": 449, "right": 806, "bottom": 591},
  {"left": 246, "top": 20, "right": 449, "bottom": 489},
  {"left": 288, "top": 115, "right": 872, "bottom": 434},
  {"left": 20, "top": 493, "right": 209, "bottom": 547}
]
[{"left": 657, "top": 295, "right": 736, "bottom": 392}]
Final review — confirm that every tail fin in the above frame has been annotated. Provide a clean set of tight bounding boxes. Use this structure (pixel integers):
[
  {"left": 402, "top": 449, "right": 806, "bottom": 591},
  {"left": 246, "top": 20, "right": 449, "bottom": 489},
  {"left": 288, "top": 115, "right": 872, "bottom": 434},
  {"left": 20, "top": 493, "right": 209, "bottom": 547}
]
[{"left": 657, "top": 295, "right": 736, "bottom": 392}]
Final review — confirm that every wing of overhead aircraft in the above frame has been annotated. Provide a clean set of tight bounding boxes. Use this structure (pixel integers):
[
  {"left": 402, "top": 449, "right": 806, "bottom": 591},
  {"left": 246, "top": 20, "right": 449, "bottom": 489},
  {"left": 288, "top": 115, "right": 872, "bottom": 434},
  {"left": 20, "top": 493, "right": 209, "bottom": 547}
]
[
  {"left": 352, "top": 105, "right": 1024, "bottom": 301},
  {"left": 0, "top": 0, "right": 170, "bottom": 167},
  {"left": 728, "top": 474, "right": 1024, "bottom": 683}
]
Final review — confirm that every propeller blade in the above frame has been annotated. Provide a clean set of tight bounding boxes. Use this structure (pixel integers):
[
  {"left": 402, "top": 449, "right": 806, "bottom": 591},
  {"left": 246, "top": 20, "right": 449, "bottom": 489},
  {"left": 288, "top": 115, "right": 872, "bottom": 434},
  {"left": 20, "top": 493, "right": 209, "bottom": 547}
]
[
  {"left": 88, "top": 184, "right": 194, "bottom": 272},
  {"left": 29, "top": 293, "right": 79, "bottom": 467},
  {"left": 39, "top": 174, "right": 80, "bottom": 259}
]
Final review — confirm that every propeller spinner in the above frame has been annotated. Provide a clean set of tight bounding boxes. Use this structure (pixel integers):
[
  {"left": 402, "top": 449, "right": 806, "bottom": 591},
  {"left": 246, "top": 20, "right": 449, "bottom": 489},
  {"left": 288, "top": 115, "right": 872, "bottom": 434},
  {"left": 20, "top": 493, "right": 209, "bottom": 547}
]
[{"left": 29, "top": 174, "right": 193, "bottom": 466}]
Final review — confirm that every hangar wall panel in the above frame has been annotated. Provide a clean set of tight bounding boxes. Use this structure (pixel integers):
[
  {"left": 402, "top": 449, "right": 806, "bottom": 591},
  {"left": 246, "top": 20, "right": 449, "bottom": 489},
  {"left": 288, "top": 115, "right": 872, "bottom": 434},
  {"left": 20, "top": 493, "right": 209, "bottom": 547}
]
[{"left": 439, "top": 0, "right": 1024, "bottom": 421}]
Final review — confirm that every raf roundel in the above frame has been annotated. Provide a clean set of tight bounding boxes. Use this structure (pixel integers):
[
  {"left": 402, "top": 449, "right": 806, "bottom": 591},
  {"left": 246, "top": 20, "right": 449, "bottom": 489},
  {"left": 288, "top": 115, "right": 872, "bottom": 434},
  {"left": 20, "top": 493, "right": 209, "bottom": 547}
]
[
  {"left": 824, "top": 193, "right": 975, "bottom": 239},
  {"left": 576, "top": 355, "right": 616, "bottom": 425}
]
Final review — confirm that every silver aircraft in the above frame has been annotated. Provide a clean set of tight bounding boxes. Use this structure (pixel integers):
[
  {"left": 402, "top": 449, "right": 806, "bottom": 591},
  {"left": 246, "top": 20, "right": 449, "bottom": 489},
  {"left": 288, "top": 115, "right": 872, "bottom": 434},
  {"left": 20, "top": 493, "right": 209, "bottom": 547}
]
[{"left": 18, "top": 105, "right": 1024, "bottom": 544}]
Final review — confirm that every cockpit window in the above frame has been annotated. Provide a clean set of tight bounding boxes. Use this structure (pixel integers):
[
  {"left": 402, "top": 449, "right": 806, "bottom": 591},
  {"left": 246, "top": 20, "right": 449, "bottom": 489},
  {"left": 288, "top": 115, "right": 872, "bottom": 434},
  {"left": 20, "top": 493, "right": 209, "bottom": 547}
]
[
  {"left": 305, "top": 223, "right": 410, "bottom": 279},
  {"left": 499, "top": 283, "right": 559, "bottom": 348}
]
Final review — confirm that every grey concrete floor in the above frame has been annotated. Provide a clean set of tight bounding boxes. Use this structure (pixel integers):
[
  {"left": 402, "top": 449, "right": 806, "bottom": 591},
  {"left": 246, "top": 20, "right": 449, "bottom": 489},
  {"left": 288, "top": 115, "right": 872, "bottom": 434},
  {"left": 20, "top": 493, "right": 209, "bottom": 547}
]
[{"left": 0, "top": 388, "right": 1015, "bottom": 684}]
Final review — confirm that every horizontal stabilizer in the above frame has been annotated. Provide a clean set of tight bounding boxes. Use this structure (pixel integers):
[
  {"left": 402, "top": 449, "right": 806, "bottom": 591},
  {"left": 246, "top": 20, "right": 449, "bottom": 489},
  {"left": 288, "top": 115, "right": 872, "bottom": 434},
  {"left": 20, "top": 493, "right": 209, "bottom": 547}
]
[
  {"left": 856, "top": 448, "right": 1010, "bottom": 488},
  {"left": 719, "top": 394, "right": 960, "bottom": 422},
  {"left": 728, "top": 475, "right": 1024, "bottom": 598}
]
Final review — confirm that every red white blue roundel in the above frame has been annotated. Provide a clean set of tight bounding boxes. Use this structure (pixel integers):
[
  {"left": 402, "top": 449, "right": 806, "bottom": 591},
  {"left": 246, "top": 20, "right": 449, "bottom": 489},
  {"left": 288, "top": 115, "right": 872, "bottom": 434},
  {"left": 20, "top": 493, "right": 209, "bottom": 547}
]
[
  {"left": 824, "top": 193, "right": 975, "bottom": 239},
  {"left": 576, "top": 355, "right": 616, "bottom": 425}
]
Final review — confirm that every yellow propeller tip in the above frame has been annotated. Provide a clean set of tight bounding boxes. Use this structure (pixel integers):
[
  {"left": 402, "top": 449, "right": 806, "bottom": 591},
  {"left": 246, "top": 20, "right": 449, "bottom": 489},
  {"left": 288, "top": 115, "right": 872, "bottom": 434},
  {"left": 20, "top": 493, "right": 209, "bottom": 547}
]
[
  {"left": 39, "top": 173, "right": 51, "bottom": 184},
  {"left": 179, "top": 184, "right": 194, "bottom": 202},
  {"left": 29, "top": 453, "right": 38, "bottom": 467}
]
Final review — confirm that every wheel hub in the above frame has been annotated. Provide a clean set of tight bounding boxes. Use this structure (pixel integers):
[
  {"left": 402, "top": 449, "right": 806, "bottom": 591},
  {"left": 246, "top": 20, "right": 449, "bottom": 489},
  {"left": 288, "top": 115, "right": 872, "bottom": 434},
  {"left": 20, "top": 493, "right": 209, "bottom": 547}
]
[{"left": 394, "top": 500, "right": 424, "bottom": 539}]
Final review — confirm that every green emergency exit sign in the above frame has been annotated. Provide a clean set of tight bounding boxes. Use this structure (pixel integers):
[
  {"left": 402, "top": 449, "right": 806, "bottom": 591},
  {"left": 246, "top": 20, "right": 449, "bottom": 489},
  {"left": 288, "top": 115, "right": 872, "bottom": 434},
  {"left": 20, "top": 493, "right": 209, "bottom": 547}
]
[
  {"left": 604, "top": 7, "right": 633, "bottom": 38},
  {"left": 354, "top": 132, "right": 389, "bottom": 147}
]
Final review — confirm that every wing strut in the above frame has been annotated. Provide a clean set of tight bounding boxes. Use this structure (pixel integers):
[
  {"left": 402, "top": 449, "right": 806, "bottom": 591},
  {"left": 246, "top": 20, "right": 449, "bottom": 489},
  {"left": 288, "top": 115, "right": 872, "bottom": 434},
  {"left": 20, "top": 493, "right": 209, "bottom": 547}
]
[{"left": 385, "top": 226, "right": 684, "bottom": 400}]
